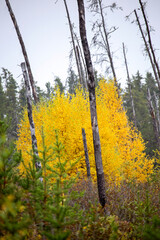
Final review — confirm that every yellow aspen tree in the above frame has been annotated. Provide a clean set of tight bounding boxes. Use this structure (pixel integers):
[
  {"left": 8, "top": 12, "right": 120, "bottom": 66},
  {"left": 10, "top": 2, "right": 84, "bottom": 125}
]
[{"left": 17, "top": 80, "right": 154, "bottom": 185}]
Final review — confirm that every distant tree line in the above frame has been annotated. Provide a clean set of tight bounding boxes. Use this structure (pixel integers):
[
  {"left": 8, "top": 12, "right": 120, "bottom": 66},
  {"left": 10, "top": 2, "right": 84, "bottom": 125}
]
[
  {"left": 0, "top": 67, "right": 77, "bottom": 140},
  {"left": 123, "top": 71, "right": 160, "bottom": 157},
  {"left": 0, "top": 66, "right": 159, "bottom": 158}
]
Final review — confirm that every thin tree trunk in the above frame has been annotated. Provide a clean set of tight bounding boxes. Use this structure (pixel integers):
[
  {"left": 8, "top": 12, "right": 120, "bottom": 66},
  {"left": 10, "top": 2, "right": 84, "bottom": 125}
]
[
  {"left": 77, "top": 0, "right": 106, "bottom": 208},
  {"left": 98, "top": 0, "right": 119, "bottom": 96},
  {"left": 82, "top": 128, "right": 91, "bottom": 178},
  {"left": 82, "top": 128, "right": 92, "bottom": 191},
  {"left": 122, "top": 43, "right": 137, "bottom": 128},
  {"left": 147, "top": 88, "right": 160, "bottom": 149},
  {"left": 139, "top": 0, "right": 160, "bottom": 84},
  {"left": 5, "top": 0, "right": 38, "bottom": 103},
  {"left": 76, "top": 46, "right": 87, "bottom": 90},
  {"left": 63, "top": 0, "right": 83, "bottom": 85},
  {"left": 153, "top": 91, "right": 160, "bottom": 132},
  {"left": 21, "top": 62, "right": 42, "bottom": 173},
  {"left": 134, "top": 9, "right": 160, "bottom": 91},
  {"left": 74, "top": 32, "right": 88, "bottom": 86}
]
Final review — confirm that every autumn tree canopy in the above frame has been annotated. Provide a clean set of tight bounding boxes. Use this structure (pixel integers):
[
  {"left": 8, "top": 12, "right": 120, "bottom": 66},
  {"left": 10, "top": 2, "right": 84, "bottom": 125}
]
[{"left": 17, "top": 80, "right": 153, "bottom": 185}]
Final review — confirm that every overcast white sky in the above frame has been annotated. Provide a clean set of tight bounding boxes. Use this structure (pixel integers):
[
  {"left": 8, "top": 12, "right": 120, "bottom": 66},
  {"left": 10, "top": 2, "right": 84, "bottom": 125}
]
[{"left": 0, "top": 0, "right": 160, "bottom": 90}]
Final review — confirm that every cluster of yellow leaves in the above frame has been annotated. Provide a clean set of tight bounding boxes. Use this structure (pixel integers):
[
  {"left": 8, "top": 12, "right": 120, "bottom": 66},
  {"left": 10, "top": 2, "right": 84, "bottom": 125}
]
[{"left": 16, "top": 80, "right": 154, "bottom": 184}]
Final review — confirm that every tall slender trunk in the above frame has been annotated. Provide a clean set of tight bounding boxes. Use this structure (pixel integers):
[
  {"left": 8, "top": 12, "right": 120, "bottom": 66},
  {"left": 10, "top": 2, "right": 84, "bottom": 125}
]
[
  {"left": 74, "top": 32, "right": 88, "bottom": 85},
  {"left": 134, "top": 10, "right": 160, "bottom": 91},
  {"left": 76, "top": 46, "right": 87, "bottom": 90},
  {"left": 82, "top": 128, "right": 91, "bottom": 178},
  {"left": 153, "top": 91, "right": 160, "bottom": 132},
  {"left": 82, "top": 128, "right": 92, "bottom": 190},
  {"left": 139, "top": 0, "right": 160, "bottom": 84},
  {"left": 98, "top": 0, "right": 119, "bottom": 96},
  {"left": 77, "top": 0, "right": 106, "bottom": 207},
  {"left": 147, "top": 88, "right": 160, "bottom": 149},
  {"left": 63, "top": 0, "right": 82, "bottom": 85},
  {"left": 5, "top": 0, "right": 38, "bottom": 103},
  {"left": 21, "top": 62, "right": 42, "bottom": 172},
  {"left": 122, "top": 43, "right": 137, "bottom": 128}
]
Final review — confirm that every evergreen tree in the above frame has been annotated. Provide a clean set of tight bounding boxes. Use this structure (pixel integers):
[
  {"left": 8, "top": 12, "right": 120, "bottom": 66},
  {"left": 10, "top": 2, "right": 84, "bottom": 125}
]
[
  {"left": 145, "top": 72, "right": 159, "bottom": 96},
  {"left": 66, "top": 68, "right": 78, "bottom": 94},
  {"left": 131, "top": 72, "right": 148, "bottom": 131},
  {"left": 45, "top": 81, "right": 54, "bottom": 99},
  {"left": 94, "top": 69, "right": 101, "bottom": 88},
  {"left": 54, "top": 76, "right": 65, "bottom": 94},
  {"left": 19, "top": 79, "right": 26, "bottom": 111},
  {"left": 0, "top": 120, "right": 30, "bottom": 239},
  {"left": 36, "top": 86, "right": 45, "bottom": 99},
  {"left": 123, "top": 71, "right": 158, "bottom": 156},
  {"left": 0, "top": 76, "right": 6, "bottom": 120},
  {"left": 35, "top": 82, "right": 45, "bottom": 100},
  {"left": 1, "top": 68, "right": 19, "bottom": 140}
]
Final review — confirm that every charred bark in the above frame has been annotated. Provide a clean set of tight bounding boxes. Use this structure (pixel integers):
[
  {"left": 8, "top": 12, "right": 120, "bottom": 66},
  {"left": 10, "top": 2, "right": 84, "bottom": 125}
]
[
  {"left": 74, "top": 32, "right": 88, "bottom": 86},
  {"left": 153, "top": 91, "right": 160, "bottom": 132},
  {"left": 82, "top": 128, "right": 91, "bottom": 178},
  {"left": 82, "top": 128, "right": 92, "bottom": 190},
  {"left": 21, "top": 62, "right": 42, "bottom": 172},
  {"left": 134, "top": 9, "right": 160, "bottom": 91},
  {"left": 98, "top": 0, "right": 119, "bottom": 96},
  {"left": 122, "top": 43, "right": 137, "bottom": 128},
  {"left": 77, "top": 0, "right": 106, "bottom": 207},
  {"left": 76, "top": 46, "right": 87, "bottom": 90},
  {"left": 63, "top": 0, "right": 83, "bottom": 85},
  {"left": 5, "top": 0, "right": 38, "bottom": 103},
  {"left": 139, "top": 0, "right": 160, "bottom": 85}
]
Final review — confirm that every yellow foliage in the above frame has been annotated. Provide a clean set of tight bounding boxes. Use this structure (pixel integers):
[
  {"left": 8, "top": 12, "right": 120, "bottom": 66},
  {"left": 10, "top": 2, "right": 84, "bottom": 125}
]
[{"left": 16, "top": 80, "right": 154, "bottom": 184}]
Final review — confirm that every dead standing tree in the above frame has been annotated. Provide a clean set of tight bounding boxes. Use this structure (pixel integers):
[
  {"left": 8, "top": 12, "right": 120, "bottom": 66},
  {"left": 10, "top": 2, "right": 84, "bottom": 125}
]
[
  {"left": 76, "top": 45, "right": 88, "bottom": 90},
  {"left": 98, "top": 0, "right": 117, "bottom": 83},
  {"left": 153, "top": 91, "right": 160, "bottom": 132},
  {"left": 90, "top": 0, "right": 120, "bottom": 96},
  {"left": 77, "top": 0, "right": 106, "bottom": 208},
  {"left": 134, "top": 9, "right": 160, "bottom": 92},
  {"left": 139, "top": 0, "right": 160, "bottom": 86},
  {"left": 63, "top": 0, "right": 87, "bottom": 90},
  {"left": 82, "top": 128, "right": 91, "bottom": 179},
  {"left": 21, "top": 62, "right": 42, "bottom": 175},
  {"left": 122, "top": 43, "right": 137, "bottom": 128},
  {"left": 5, "top": 0, "right": 38, "bottom": 103},
  {"left": 74, "top": 32, "right": 88, "bottom": 86},
  {"left": 82, "top": 128, "right": 92, "bottom": 190},
  {"left": 133, "top": 5, "right": 160, "bottom": 145}
]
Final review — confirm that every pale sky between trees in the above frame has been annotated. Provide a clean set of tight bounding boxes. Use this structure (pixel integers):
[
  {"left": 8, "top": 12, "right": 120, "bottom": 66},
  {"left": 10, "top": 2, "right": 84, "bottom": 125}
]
[{"left": 0, "top": 0, "right": 160, "bottom": 89}]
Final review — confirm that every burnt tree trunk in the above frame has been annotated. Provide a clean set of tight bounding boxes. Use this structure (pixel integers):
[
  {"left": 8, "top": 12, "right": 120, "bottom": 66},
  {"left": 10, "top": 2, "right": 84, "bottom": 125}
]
[
  {"left": 122, "top": 43, "right": 137, "bottom": 128},
  {"left": 82, "top": 128, "right": 91, "bottom": 178},
  {"left": 77, "top": 0, "right": 106, "bottom": 207},
  {"left": 153, "top": 91, "right": 160, "bottom": 132},
  {"left": 147, "top": 88, "right": 160, "bottom": 149},
  {"left": 98, "top": 0, "right": 119, "bottom": 96},
  {"left": 74, "top": 32, "right": 88, "bottom": 86},
  {"left": 21, "top": 62, "right": 42, "bottom": 173},
  {"left": 139, "top": 0, "right": 160, "bottom": 84},
  {"left": 76, "top": 46, "right": 88, "bottom": 90},
  {"left": 134, "top": 9, "right": 160, "bottom": 91},
  {"left": 63, "top": 0, "right": 83, "bottom": 86},
  {"left": 5, "top": 0, "right": 38, "bottom": 103},
  {"left": 82, "top": 128, "right": 92, "bottom": 190}
]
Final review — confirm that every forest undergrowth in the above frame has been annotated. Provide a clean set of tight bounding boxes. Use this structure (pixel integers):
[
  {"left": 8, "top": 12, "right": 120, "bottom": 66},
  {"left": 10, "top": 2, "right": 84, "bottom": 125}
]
[
  {"left": 1, "top": 118, "right": 160, "bottom": 240},
  {"left": 1, "top": 81, "right": 160, "bottom": 239}
]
